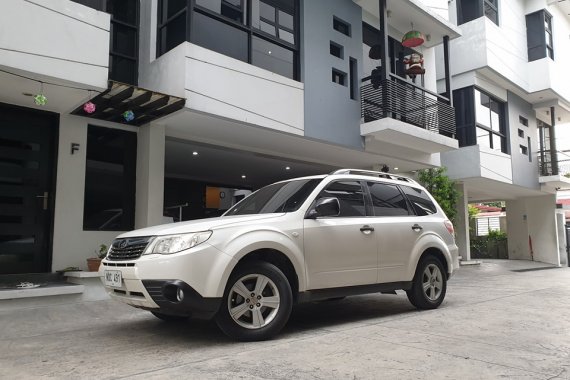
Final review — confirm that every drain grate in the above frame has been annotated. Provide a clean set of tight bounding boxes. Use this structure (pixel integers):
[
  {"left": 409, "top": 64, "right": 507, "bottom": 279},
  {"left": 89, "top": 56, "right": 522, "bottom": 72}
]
[{"left": 511, "top": 267, "right": 560, "bottom": 273}]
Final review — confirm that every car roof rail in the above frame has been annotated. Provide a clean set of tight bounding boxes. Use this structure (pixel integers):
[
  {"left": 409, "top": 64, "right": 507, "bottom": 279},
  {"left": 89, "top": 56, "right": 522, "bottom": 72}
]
[{"left": 329, "top": 169, "right": 417, "bottom": 184}]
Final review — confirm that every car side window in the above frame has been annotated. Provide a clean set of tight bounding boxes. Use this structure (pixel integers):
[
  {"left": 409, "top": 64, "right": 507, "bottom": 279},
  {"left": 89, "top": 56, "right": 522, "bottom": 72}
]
[
  {"left": 367, "top": 182, "right": 411, "bottom": 216},
  {"left": 317, "top": 180, "right": 366, "bottom": 217},
  {"left": 400, "top": 185, "right": 437, "bottom": 216}
]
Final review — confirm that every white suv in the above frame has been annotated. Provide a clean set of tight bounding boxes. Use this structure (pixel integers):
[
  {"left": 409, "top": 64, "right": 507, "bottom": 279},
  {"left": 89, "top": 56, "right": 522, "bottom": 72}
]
[{"left": 100, "top": 169, "right": 459, "bottom": 341}]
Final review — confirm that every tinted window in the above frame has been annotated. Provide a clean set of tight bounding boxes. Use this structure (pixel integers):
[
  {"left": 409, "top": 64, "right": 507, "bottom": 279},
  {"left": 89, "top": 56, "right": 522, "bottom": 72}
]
[
  {"left": 317, "top": 181, "right": 365, "bottom": 217},
  {"left": 252, "top": 36, "right": 294, "bottom": 78},
  {"left": 83, "top": 126, "right": 136, "bottom": 231},
  {"left": 226, "top": 179, "right": 320, "bottom": 215},
  {"left": 192, "top": 11, "right": 248, "bottom": 62},
  {"left": 367, "top": 182, "right": 410, "bottom": 216},
  {"left": 401, "top": 186, "right": 437, "bottom": 216}
]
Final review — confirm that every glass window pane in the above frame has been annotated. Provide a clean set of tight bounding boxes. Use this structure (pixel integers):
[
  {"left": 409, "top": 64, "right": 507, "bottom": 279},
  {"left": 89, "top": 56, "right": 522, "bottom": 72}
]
[
  {"left": 111, "top": 23, "right": 137, "bottom": 57},
  {"left": 260, "top": 20, "right": 276, "bottom": 36},
  {"left": 318, "top": 181, "right": 366, "bottom": 217},
  {"left": 163, "top": 0, "right": 187, "bottom": 20},
  {"left": 109, "top": 55, "right": 137, "bottom": 84},
  {"left": 368, "top": 182, "right": 410, "bottom": 216},
  {"left": 161, "top": 13, "right": 186, "bottom": 54},
  {"left": 476, "top": 127, "right": 491, "bottom": 148},
  {"left": 107, "top": 0, "right": 137, "bottom": 24},
  {"left": 195, "top": 0, "right": 221, "bottom": 13},
  {"left": 278, "top": 10, "right": 293, "bottom": 29},
  {"left": 492, "top": 133, "right": 503, "bottom": 152},
  {"left": 83, "top": 126, "right": 136, "bottom": 231},
  {"left": 400, "top": 186, "right": 437, "bottom": 216},
  {"left": 221, "top": 0, "right": 244, "bottom": 22},
  {"left": 278, "top": 28, "right": 294, "bottom": 44},
  {"left": 251, "top": 36, "right": 294, "bottom": 78},
  {"left": 475, "top": 90, "right": 491, "bottom": 129},
  {"left": 260, "top": 1, "right": 275, "bottom": 21},
  {"left": 192, "top": 12, "right": 248, "bottom": 62}
]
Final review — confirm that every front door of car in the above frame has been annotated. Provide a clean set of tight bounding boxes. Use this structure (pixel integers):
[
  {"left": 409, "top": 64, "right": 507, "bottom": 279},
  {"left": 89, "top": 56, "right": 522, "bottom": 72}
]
[
  {"left": 303, "top": 180, "right": 377, "bottom": 289},
  {"left": 365, "top": 181, "right": 419, "bottom": 283}
]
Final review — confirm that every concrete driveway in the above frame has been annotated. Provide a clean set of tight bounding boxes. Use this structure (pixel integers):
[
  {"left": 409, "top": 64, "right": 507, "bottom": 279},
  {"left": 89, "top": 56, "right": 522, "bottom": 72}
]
[{"left": 1, "top": 260, "right": 570, "bottom": 379}]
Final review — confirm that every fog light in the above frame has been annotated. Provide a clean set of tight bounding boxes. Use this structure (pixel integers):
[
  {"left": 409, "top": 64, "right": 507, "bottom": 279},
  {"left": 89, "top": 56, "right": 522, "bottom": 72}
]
[{"left": 176, "top": 288, "right": 184, "bottom": 302}]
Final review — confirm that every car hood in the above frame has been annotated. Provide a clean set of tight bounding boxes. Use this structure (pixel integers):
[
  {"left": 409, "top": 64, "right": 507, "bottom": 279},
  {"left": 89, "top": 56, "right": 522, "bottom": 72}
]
[{"left": 117, "top": 213, "right": 286, "bottom": 238}]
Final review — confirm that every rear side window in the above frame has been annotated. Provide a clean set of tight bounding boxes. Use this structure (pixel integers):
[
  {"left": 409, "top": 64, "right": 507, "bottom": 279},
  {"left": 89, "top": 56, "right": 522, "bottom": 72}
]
[
  {"left": 401, "top": 186, "right": 437, "bottom": 216},
  {"left": 367, "top": 182, "right": 411, "bottom": 216},
  {"left": 317, "top": 181, "right": 366, "bottom": 217}
]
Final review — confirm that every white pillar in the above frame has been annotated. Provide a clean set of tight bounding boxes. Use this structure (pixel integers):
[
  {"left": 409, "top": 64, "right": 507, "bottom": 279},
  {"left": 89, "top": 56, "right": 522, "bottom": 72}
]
[
  {"left": 506, "top": 199, "right": 530, "bottom": 260},
  {"left": 135, "top": 123, "right": 165, "bottom": 229},
  {"left": 556, "top": 210, "right": 567, "bottom": 267},
  {"left": 455, "top": 182, "right": 471, "bottom": 261},
  {"left": 526, "top": 194, "right": 560, "bottom": 266}
]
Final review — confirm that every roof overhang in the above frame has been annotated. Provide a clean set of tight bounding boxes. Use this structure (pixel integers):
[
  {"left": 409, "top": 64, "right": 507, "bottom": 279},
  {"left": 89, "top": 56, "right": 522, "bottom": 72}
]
[
  {"left": 354, "top": 0, "right": 462, "bottom": 47},
  {"left": 71, "top": 81, "right": 185, "bottom": 126},
  {"left": 540, "top": 175, "right": 570, "bottom": 193}
]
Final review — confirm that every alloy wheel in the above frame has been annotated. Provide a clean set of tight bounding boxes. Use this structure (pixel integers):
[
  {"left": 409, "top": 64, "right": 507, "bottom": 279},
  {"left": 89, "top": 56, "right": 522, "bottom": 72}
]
[{"left": 228, "top": 274, "right": 280, "bottom": 329}]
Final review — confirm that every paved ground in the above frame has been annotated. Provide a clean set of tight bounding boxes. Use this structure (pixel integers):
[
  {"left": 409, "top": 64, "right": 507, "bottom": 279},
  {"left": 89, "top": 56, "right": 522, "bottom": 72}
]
[{"left": 1, "top": 260, "right": 570, "bottom": 379}]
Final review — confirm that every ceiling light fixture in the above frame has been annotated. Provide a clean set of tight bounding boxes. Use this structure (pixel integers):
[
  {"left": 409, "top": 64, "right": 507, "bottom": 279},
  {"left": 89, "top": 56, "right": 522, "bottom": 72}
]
[
  {"left": 285, "top": 166, "right": 291, "bottom": 170},
  {"left": 394, "top": 167, "right": 399, "bottom": 170},
  {"left": 241, "top": 175, "right": 246, "bottom": 179},
  {"left": 192, "top": 151, "right": 198, "bottom": 156}
]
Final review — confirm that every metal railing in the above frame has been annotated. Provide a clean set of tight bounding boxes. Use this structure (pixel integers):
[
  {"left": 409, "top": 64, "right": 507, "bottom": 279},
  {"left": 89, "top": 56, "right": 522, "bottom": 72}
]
[
  {"left": 538, "top": 149, "right": 570, "bottom": 176},
  {"left": 361, "top": 74, "right": 456, "bottom": 138}
]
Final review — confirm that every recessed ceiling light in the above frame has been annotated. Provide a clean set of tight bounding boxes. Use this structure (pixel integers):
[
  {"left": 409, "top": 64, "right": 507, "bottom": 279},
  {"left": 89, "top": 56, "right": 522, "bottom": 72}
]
[
  {"left": 285, "top": 166, "right": 291, "bottom": 170},
  {"left": 268, "top": 51, "right": 272, "bottom": 55},
  {"left": 192, "top": 151, "right": 198, "bottom": 156},
  {"left": 394, "top": 167, "right": 399, "bottom": 170},
  {"left": 22, "top": 92, "right": 33, "bottom": 97},
  {"left": 241, "top": 175, "right": 246, "bottom": 179}
]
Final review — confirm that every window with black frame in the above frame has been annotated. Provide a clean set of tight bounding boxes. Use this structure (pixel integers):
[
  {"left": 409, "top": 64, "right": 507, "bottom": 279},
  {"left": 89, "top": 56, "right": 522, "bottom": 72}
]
[
  {"left": 316, "top": 181, "right": 366, "bottom": 217},
  {"left": 157, "top": 0, "right": 299, "bottom": 80},
  {"left": 474, "top": 89, "right": 507, "bottom": 153},
  {"left": 71, "top": 0, "right": 139, "bottom": 85},
  {"left": 457, "top": 0, "right": 498, "bottom": 26},
  {"left": 83, "top": 126, "right": 137, "bottom": 231},
  {"left": 367, "top": 182, "right": 411, "bottom": 217},
  {"left": 526, "top": 9, "right": 554, "bottom": 62}
]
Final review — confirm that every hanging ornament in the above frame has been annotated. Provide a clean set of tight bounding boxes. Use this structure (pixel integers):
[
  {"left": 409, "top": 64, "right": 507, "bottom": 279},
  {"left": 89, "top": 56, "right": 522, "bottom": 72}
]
[
  {"left": 401, "top": 24, "right": 425, "bottom": 48},
  {"left": 123, "top": 110, "right": 135, "bottom": 122},
  {"left": 34, "top": 82, "right": 47, "bottom": 105},
  {"left": 83, "top": 101, "right": 96, "bottom": 114},
  {"left": 83, "top": 90, "right": 96, "bottom": 114}
]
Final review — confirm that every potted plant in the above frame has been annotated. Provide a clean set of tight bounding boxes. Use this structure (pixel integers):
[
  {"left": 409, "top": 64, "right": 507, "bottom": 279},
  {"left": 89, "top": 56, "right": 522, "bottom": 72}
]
[{"left": 87, "top": 244, "right": 108, "bottom": 272}]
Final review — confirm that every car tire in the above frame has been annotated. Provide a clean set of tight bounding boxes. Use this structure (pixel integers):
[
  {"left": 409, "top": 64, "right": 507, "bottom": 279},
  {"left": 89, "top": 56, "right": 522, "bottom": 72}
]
[
  {"left": 215, "top": 262, "right": 293, "bottom": 341},
  {"left": 406, "top": 256, "right": 447, "bottom": 310},
  {"left": 151, "top": 311, "right": 189, "bottom": 322}
]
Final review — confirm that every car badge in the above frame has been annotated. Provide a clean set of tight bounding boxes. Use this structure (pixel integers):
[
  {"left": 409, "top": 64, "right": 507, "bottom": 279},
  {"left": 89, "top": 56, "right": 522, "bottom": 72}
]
[{"left": 119, "top": 240, "right": 128, "bottom": 249}]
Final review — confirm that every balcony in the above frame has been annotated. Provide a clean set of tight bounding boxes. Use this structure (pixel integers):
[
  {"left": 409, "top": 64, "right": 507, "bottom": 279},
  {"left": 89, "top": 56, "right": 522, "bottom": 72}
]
[
  {"left": 360, "top": 75, "right": 458, "bottom": 154},
  {"left": 538, "top": 149, "right": 570, "bottom": 192}
]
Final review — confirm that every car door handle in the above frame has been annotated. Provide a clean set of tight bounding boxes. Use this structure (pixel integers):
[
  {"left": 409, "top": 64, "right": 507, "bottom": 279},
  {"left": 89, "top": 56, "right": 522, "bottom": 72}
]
[
  {"left": 411, "top": 224, "right": 423, "bottom": 232},
  {"left": 360, "top": 225, "right": 374, "bottom": 234}
]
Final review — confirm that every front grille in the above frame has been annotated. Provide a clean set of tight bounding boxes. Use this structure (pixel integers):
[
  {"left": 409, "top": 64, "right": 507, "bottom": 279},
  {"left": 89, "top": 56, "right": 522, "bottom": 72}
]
[{"left": 107, "top": 236, "right": 153, "bottom": 261}]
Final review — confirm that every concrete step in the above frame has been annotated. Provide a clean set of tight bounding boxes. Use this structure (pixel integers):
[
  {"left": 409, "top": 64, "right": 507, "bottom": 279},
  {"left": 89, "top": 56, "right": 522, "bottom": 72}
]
[{"left": 0, "top": 282, "right": 84, "bottom": 300}]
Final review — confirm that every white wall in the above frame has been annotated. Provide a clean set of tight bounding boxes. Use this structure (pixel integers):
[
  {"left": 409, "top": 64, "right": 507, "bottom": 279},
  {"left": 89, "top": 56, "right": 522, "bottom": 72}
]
[
  {"left": 443, "top": 145, "right": 513, "bottom": 183},
  {"left": 51, "top": 116, "right": 138, "bottom": 271},
  {"left": 506, "top": 194, "right": 560, "bottom": 265},
  {"left": 0, "top": 0, "right": 110, "bottom": 89}
]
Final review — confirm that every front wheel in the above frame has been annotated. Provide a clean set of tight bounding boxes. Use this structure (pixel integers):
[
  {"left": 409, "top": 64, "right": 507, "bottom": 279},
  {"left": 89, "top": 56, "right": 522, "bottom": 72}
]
[
  {"left": 406, "top": 256, "right": 447, "bottom": 310},
  {"left": 215, "top": 262, "right": 292, "bottom": 341}
]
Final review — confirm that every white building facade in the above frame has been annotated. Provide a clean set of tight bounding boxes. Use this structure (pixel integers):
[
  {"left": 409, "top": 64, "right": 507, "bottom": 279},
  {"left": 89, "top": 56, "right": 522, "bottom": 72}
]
[
  {"left": 438, "top": 0, "right": 570, "bottom": 266},
  {"left": 1, "top": 0, "right": 460, "bottom": 275}
]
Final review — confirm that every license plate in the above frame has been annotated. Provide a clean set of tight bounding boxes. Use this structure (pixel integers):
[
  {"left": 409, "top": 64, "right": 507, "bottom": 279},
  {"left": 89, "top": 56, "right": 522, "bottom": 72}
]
[{"left": 104, "top": 270, "right": 122, "bottom": 288}]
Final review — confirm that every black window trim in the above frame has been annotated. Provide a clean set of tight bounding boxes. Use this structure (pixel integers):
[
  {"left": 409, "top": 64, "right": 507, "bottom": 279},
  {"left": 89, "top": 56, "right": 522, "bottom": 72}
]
[
  {"left": 474, "top": 87, "right": 508, "bottom": 153},
  {"left": 157, "top": 0, "right": 300, "bottom": 80},
  {"left": 483, "top": 0, "right": 499, "bottom": 25},
  {"left": 544, "top": 10, "right": 554, "bottom": 60},
  {"left": 399, "top": 185, "right": 438, "bottom": 217}
]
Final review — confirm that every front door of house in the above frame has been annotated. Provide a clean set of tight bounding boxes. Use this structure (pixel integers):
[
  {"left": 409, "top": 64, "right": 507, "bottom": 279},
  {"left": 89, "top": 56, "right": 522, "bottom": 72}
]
[{"left": 0, "top": 103, "right": 58, "bottom": 274}]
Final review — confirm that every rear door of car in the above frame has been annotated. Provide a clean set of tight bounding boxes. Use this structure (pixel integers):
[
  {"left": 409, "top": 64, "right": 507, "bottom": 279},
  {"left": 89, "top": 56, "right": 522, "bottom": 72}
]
[{"left": 364, "top": 180, "right": 420, "bottom": 284}]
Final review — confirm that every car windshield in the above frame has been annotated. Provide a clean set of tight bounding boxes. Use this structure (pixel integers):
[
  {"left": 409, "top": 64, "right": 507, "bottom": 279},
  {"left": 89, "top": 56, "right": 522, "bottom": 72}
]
[{"left": 225, "top": 178, "right": 321, "bottom": 216}]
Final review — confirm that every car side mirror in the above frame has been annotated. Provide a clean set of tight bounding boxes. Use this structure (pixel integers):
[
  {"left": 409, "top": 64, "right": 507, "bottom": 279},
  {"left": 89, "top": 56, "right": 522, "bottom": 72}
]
[{"left": 306, "top": 197, "right": 340, "bottom": 219}]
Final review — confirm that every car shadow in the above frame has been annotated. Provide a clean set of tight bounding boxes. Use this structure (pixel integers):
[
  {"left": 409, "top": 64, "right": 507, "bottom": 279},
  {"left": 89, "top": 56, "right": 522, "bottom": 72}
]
[{"left": 99, "top": 293, "right": 418, "bottom": 346}]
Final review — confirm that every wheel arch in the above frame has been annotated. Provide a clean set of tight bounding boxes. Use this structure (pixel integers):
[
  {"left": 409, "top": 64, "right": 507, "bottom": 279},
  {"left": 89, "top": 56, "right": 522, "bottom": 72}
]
[{"left": 408, "top": 234, "right": 453, "bottom": 280}]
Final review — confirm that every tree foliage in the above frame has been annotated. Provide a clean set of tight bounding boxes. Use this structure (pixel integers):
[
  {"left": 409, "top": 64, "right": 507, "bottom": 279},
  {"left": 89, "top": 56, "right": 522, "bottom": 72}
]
[{"left": 417, "top": 167, "right": 459, "bottom": 224}]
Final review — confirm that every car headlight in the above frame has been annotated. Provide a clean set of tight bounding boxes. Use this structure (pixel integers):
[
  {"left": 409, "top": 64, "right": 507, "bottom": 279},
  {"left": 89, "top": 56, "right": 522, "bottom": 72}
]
[{"left": 145, "top": 231, "right": 212, "bottom": 255}]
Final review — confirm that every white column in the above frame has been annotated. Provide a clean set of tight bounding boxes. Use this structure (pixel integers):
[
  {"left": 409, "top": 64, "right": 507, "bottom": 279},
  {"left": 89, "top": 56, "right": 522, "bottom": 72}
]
[
  {"left": 454, "top": 182, "right": 471, "bottom": 261},
  {"left": 506, "top": 199, "right": 530, "bottom": 260},
  {"left": 526, "top": 195, "right": 560, "bottom": 266},
  {"left": 556, "top": 210, "right": 567, "bottom": 267},
  {"left": 135, "top": 123, "right": 165, "bottom": 229}
]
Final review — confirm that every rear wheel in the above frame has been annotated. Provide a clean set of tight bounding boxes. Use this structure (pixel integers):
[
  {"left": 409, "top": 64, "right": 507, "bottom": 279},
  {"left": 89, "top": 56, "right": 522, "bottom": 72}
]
[
  {"left": 215, "top": 262, "right": 292, "bottom": 341},
  {"left": 151, "top": 311, "right": 189, "bottom": 322},
  {"left": 406, "top": 256, "right": 447, "bottom": 310}
]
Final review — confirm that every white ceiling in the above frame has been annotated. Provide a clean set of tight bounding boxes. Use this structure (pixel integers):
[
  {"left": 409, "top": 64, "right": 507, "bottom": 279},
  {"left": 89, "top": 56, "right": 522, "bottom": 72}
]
[
  {"left": 161, "top": 109, "right": 439, "bottom": 189},
  {"left": 461, "top": 177, "right": 546, "bottom": 202}
]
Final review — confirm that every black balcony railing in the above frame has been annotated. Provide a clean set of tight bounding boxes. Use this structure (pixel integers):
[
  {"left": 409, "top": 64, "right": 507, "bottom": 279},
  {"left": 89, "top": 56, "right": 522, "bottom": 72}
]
[
  {"left": 538, "top": 149, "right": 570, "bottom": 176},
  {"left": 361, "top": 74, "right": 456, "bottom": 138}
]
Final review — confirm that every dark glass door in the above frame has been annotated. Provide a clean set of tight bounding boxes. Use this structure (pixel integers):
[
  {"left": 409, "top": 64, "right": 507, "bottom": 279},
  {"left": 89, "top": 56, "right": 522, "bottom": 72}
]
[{"left": 0, "top": 104, "right": 58, "bottom": 274}]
